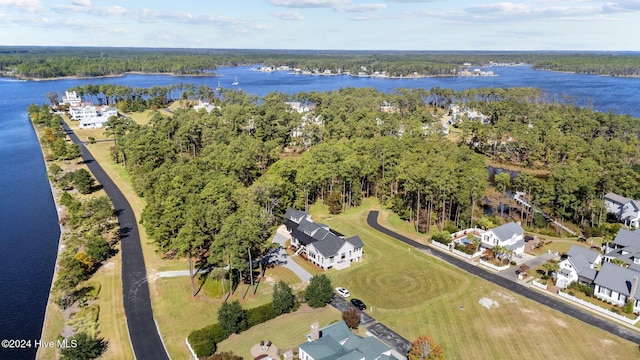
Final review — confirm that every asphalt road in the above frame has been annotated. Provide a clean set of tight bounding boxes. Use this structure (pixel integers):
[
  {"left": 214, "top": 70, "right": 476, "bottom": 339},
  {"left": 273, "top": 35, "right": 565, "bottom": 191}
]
[
  {"left": 366, "top": 210, "right": 640, "bottom": 346},
  {"left": 330, "top": 295, "right": 412, "bottom": 355},
  {"left": 63, "top": 124, "right": 169, "bottom": 359}
]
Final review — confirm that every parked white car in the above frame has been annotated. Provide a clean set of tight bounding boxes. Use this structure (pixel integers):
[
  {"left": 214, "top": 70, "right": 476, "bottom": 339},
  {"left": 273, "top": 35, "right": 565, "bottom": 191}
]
[{"left": 335, "top": 287, "right": 350, "bottom": 298}]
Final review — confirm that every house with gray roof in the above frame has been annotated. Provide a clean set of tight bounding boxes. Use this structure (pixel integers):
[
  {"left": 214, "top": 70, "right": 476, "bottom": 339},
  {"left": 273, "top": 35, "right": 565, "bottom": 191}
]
[
  {"left": 603, "top": 228, "right": 640, "bottom": 271},
  {"left": 556, "top": 245, "right": 602, "bottom": 289},
  {"left": 480, "top": 222, "right": 525, "bottom": 255},
  {"left": 604, "top": 192, "right": 640, "bottom": 229},
  {"left": 283, "top": 208, "right": 363, "bottom": 270},
  {"left": 299, "top": 321, "right": 399, "bottom": 360},
  {"left": 593, "top": 262, "right": 640, "bottom": 311}
]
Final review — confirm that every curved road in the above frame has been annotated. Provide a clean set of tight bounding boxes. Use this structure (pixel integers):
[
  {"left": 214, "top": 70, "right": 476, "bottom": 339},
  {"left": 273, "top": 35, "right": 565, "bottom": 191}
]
[
  {"left": 366, "top": 211, "right": 640, "bottom": 346},
  {"left": 63, "top": 123, "right": 169, "bottom": 359}
]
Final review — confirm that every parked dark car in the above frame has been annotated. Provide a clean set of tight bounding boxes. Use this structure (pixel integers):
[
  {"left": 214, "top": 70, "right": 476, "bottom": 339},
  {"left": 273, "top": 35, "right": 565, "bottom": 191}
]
[{"left": 350, "top": 298, "right": 366, "bottom": 310}]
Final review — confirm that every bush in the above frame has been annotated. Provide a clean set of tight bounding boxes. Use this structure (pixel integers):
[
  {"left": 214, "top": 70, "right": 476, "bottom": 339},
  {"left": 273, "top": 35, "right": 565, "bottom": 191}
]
[
  {"left": 246, "top": 303, "right": 278, "bottom": 327},
  {"left": 187, "top": 323, "right": 227, "bottom": 358},
  {"left": 443, "top": 221, "right": 460, "bottom": 234},
  {"left": 59, "top": 332, "right": 108, "bottom": 360},
  {"left": 342, "top": 308, "right": 361, "bottom": 329},
  {"left": 304, "top": 274, "right": 333, "bottom": 308},
  {"left": 272, "top": 280, "right": 295, "bottom": 315},
  {"left": 625, "top": 300, "right": 634, "bottom": 314},
  {"left": 453, "top": 243, "right": 475, "bottom": 255},
  {"left": 218, "top": 300, "right": 247, "bottom": 336},
  {"left": 201, "top": 352, "right": 243, "bottom": 360},
  {"left": 431, "top": 231, "right": 451, "bottom": 245}
]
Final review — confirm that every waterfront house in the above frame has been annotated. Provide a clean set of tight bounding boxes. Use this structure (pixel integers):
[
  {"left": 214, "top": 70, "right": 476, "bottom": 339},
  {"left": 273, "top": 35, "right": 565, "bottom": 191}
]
[
  {"left": 77, "top": 105, "right": 118, "bottom": 129},
  {"left": 61, "top": 91, "right": 82, "bottom": 107},
  {"left": 284, "top": 208, "right": 363, "bottom": 270},
  {"left": 299, "top": 321, "right": 399, "bottom": 360},
  {"left": 556, "top": 245, "right": 602, "bottom": 288},
  {"left": 480, "top": 222, "right": 525, "bottom": 255},
  {"left": 192, "top": 100, "right": 221, "bottom": 113}
]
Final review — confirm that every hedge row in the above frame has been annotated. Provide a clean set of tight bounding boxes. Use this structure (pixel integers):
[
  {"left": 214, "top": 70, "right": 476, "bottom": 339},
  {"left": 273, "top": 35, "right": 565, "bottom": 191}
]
[{"left": 188, "top": 302, "right": 280, "bottom": 358}]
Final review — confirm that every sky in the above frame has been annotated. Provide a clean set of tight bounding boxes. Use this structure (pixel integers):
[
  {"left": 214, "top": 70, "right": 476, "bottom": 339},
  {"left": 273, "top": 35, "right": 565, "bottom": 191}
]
[{"left": 1, "top": 0, "right": 639, "bottom": 50}]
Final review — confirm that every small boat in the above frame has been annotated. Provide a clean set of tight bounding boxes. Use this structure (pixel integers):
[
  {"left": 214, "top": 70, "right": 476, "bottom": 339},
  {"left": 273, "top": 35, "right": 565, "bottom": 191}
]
[
  {"left": 216, "top": 81, "right": 221, "bottom": 91},
  {"left": 232, "top": 77, "right": 239, "bottom": 86}
]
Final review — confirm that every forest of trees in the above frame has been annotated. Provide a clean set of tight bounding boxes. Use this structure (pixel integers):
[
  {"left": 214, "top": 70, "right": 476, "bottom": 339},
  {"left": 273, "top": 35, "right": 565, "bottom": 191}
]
[
  {"left": 2, "top": 47, "right": 639, "bottom": 79},
  {"left": 65, "top": 83, "right": 630, "bottom": 285}
]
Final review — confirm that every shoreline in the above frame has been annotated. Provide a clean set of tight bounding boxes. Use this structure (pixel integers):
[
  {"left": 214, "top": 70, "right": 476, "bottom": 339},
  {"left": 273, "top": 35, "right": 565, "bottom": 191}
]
[
  {"left": 1, "top": 71, "right": 220, "bottom": 82},
  {"left": 29, "top": 118, "right": 65, "bottom": 359}
]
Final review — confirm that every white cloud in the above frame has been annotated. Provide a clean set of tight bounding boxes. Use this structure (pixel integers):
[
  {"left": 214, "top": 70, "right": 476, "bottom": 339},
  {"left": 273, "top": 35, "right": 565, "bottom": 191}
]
[
  {"left": 72, "top": 0, "right": 91, "bottom": 6},
  {"left": 273, "top": 11, "right": 304, "bottom": 20},
  {"left": 339, "top": 3, "right": 386, "bottom": 12},
  {"left": 269, "top": 0, "right": 351, "bottom": 8},
  {"left": 426, "top": 2, "right": 607, "bottom": 23},
  {"left": 603, "top": 0, "right": 640, "bottom": 12},
  {"left": 0, "top": 0, "right": 44, "bottom": 12}
]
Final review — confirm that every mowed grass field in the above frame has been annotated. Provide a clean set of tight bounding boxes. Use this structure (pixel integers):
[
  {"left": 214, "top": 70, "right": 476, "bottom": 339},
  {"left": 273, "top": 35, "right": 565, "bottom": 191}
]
[{"left": 307, "top": 199, "right": 639, "bottom": 360}]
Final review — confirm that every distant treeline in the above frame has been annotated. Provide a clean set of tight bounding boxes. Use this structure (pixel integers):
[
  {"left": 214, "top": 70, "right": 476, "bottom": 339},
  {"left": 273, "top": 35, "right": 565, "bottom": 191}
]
[{"left": 1, "top": 47, "right": 639, "bottom": 78}]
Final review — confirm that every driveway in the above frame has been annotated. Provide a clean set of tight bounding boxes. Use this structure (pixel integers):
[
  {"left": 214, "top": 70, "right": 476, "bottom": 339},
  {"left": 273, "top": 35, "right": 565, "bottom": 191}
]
[
  {"left": 329, "top": 295, "right": 412, "bottom": 357},
  {"left": 271, "top": 225, "right": 312, "bottom": 282},
  {"left": 498, "top": 252, "right": 558, "bottom": 282},
  {"left": 63, "top": 123, "right": 169, "bottom": 359},
  {"left": 366, "top": 210, "right": 640, "bottom": 346}
]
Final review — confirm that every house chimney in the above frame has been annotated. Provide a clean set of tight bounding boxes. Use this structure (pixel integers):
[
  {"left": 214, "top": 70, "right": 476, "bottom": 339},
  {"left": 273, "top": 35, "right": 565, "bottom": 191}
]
[
  {"left": 310, "top": 322, "right": 320, "bottom": 341},
  {"left": 631, "top": 276, "right": 639, "bottom": 302}
]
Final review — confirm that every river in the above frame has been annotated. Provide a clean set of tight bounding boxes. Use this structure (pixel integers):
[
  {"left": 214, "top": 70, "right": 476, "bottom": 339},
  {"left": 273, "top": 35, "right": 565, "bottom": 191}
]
[{"left": 0, "top": 62, "right": 639, "bottom": 359}]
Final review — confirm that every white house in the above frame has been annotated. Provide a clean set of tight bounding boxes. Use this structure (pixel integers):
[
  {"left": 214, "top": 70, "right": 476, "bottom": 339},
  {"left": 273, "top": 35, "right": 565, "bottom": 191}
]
[
  {"left": 556, "top": 245, "right": 602, "bottom": 289},
  {"left": 78, "top": 106, "right": 118, "bottom": 129},
  {"left": 60, "top": 91, "right": 82, "bottom": 107},
  {"left": 284, "top": 208, "right": 363, "bottom": 270},
  {"left": 593, "top": 262, "right": 640, "bottom": 312},
  {"left": 193, "top": 100, "right": 221, "bottom": 113},
  {"left": 481, "top": 222, "right": 525, "bottom": 255},
  {"left": 604, "top": 192, "right": 640, "bottom": 229},
  {"left": 69, "top": 104, "right": 97, "bottom": 121}
]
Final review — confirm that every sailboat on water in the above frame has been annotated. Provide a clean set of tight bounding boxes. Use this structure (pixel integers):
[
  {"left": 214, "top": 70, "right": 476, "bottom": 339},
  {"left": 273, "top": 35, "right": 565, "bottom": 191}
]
[
  {"left": 232, "top": 77, "right": 239, "bottom": 86},
  {"left": 216, "top": 81, "right": 221, "bottom": 91}
]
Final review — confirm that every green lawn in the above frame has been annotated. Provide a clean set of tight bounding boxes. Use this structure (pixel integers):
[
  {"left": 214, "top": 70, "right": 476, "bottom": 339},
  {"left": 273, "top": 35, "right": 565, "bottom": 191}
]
[
  {"left": 305, "top": 199, "right": 639, "bottom": 360},
  {"left": 216, "top": 306, "right": 342, "bottom": 359}
]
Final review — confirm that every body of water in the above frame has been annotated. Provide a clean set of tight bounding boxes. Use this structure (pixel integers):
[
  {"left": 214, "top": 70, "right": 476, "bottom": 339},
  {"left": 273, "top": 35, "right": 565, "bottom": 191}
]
[{"left": 0, "top": 62, "right": 639, "bottom": 359}]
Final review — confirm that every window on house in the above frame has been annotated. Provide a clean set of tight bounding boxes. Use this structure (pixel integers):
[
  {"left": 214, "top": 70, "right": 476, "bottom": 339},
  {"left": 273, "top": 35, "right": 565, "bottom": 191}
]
[
  {"left": 604, "top": 288, "right": 612, "bottom": 297},
  {"left": 341, "top": 253, "right": 346, "bottom": 259},
  {"left": 619, "top": 293, "right": 626, "bottom": 302}
]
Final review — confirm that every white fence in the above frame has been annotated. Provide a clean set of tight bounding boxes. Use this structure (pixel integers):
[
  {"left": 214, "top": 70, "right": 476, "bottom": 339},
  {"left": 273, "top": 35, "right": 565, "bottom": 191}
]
[
  {"left": 431, "top": 240, "right": 450, "bottom": 251},
  {"left": 557, "top": 291, "right": 640, "bottom": 325},
  {"left": 185, "top": 338, "right": 198, "bottom": 360},
  {"left": 531, "top": 280, "right": 548, "bottom": 290},
  {"left": 479, "top": 259, "right": 510, "bottom": 271},
  {"left": 451, "top": 248, "right": 482, "bottom": 259},
  {"left": 451, "top": 228, "right": 485, "bottom": 239}
]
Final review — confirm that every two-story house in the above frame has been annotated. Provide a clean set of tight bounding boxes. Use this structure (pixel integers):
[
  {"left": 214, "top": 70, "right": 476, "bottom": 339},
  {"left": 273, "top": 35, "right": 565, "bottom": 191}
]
[
  {"left": 556, "top": 245, "right": 602, "bottom": 289},
  {"left": 480, "top": 222, "right": 525, "bottom": 256},
  {"left": 284, "top": 208, "right": 363, "bottom": 270}
]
